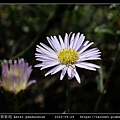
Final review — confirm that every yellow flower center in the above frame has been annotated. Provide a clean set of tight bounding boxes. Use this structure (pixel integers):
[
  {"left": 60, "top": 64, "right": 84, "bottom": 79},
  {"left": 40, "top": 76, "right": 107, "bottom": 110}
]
[{"left": 57, "top": 49, "right": 79, "bottom": 65}]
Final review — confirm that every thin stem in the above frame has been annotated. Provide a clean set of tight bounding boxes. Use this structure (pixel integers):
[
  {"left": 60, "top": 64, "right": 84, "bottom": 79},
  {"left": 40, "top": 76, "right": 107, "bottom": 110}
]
[{"left": 65, "top": 79, "right": 71, "bottom": 113}]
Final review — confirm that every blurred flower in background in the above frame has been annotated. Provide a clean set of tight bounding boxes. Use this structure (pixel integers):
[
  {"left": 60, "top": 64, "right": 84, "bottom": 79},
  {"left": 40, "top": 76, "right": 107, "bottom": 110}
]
[
  {"left": 35, "top": 32, "right": 101, "bottom": 83},
  {"left": 1, "top": 58, "right": 36, "bottom": 94}
]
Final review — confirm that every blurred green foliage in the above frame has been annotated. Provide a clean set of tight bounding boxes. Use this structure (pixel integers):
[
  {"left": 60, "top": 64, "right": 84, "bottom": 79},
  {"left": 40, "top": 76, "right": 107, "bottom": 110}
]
[{"left": 0, "top": 4, "right": 120, "bottom": 113}]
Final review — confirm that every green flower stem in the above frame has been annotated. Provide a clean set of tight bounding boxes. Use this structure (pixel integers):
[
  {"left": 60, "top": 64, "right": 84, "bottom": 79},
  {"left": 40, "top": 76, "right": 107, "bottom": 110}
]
[{"left": 65, "top": 79, "right": 71, "bottom": 113}]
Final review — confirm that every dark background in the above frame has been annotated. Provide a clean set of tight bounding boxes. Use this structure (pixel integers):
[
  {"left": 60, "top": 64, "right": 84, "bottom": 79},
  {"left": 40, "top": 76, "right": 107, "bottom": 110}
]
[{"left": 0, "top": 4, "right": 120, "bottom": 113}]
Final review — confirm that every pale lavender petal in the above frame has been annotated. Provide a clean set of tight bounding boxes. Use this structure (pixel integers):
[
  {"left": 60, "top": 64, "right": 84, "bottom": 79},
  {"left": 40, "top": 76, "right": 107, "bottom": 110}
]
[
  {"left": 51, "top": 65, "right": 65, "bottom": 75},
  {"left": 36, "top": 54, "right": 57, "bottom": 61},
  {"left": 34, "top": 63, "right": 44, "bottom": 68},
  {"left": 36, "top": 58, "right": 52, "bottom": 62},
  {"left": 50, "top": 36, "right": 61, "bottom": 51},
  {"left": 27, "top": 80, "right": 36, "bottom": 87},
  {"left": 73, "top": 69, "right": 81, "bottom": 83},
  {"left": 67, "top": 66, "right": 75, "bottom": 79},
  {"left": 72, "top": 32, "right": 80, "bottom": 50},
  {"left": 79, "top": 62, "right": 100, "bottom": 69},
  {"left": 78, "top": 42, "right": 94, "bottom": 54},
  {"left": 40, "top": 61, "right": 60, "bottom": 70},
  {"left": 45, "top": 67, "right": 57, "bottom": 76},
  {"left": 67, "top": 67, "right": 72, "bottom": 79},
  {"left": 46, "top": 37, "right": 58, "bottom": 52},
  {"left": 80, "top": 55, "right": 101, "bottom": 60},
  {"left": 79, "top": 57, "right": 101, "bottom": 62},
  {"left": 80, "top": 48, "right": 100, "bottom": 56},
  {"left": 81, "top": 52, "right": 101, "bottom": 58},
  {"left": 41, "top": 60, "right": 59, "bottom": 65},
  {"left": 2, "top": 60, "right": 8, "bottom": 76},
  {"left": 26, "top": 67, "right": 32, "bottom": 80},
  {"left": 77, "top": 40, "right": 90, "bottom": 52},
  {"left": 70, "top": 33, "right": 75, "bottom": 48},
  {"left": 64, "top": 33, "right": 69, "bottom": 49},
  {"left": 75, "top": 62, "right": 100, "bottom": 71},
  {"left": 60, "top": 67, "right": 67, "bottom": 80},
  {"left": 80, "top": 48, "right": 101, "bottom": 57},
  {"left": 75, "top": 63, "right": 96, "bottom": 71},
  {"left": 36, "top": 46, "right": 57, "bottom": 58},
  {"left": 35, "top": 53, "right": 57, "bottom": 60},
  {"left": 44, "top": 65, "right": 64, "bottom": 76},
  {"left": 83, "top": 40, "right": 89, "bottom": 46},
  {"left": 75, "top": 34, "right": 85, "bottom": 51},
  {"left": 40, "top": 42, "right": 56, "bottom": 54},
  {"left": 58, "top": 35, "right": 65, "bottom": 49},
  {"left": 53, "top": 36, "right": 62, "bottom": 50}
]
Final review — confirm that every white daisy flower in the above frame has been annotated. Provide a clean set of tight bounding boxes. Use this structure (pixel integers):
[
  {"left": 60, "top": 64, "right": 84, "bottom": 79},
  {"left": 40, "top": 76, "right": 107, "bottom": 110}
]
[{"left": 34, "top": 32, "right": 101, "bottom": 83}]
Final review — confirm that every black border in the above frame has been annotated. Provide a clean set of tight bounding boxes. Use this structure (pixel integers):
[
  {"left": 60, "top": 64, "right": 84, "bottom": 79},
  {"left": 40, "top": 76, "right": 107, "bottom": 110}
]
[
  {"left": 0, "top": 0, "right": 119, "bottom": 4},
  {"left": 0, "top": 1, "right": 120, "bottom": 117},
  {"left": 1, "top": 113, "right": 120, "bottom": 119}
]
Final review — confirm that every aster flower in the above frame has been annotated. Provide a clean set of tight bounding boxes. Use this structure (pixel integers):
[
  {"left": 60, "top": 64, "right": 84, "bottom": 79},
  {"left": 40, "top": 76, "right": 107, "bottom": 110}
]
[
  {"left": 1, "top": 58, "right": 36, "bottom": 94},
  {"left": 35, "top": 32, "right": 101, "bottom": 83}
]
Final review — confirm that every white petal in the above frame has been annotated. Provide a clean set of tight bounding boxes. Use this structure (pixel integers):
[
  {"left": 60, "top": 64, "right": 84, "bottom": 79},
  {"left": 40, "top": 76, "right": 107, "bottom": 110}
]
[
  {"left": 72, "top": 32, "right": 80, "bottom": 49},
  {"left": 58, "top": 35, "right": 65, "bottom": 49},
  {"left": 69, "top": 32, "right": 73, "bottom": 36},
  {"left": 36, "top": 58, "right": 53, "bottom": 62},
  {"left": 60, "top": 67, "right": 67, "bottom": 80},
  {"left": 80, "top": 53, "right": 101, "bottom": 61},
  {"left": 36, "top": 46, "right": 57, "bottom": 58},
  {"left": 34, "top": 63, "right": 44, "bottom": 68},
  {"left": 41, "top": 61, "right": 60, "bottom": 70},
  {"left": 36, "top": 53, "right": 57, "bottom": 60},
  {"left": 40, "top": 42, "right": 56, "bottom": 54},
  {"left": 80, "top": 62, "right": 100, "bottom": 68},
  {"left": 46, "top": 37, "right": 58, "bottom": 52},
  {"left": 81, "top": 51, "right": 101, "bottom": 57},
  {"left": 79, "top": 57, "right": 101, "bottom": 62},
  {"left": 74, "top": 69, "right": 81, "bottom": 83},
  {"left": 45, "top": 67, "right": 57, "bottom": 76},
  {"left": 64, "top": 33, "right": 69, "bottom": 49},
  {"left": 75, "top": 34, "right": 85, "bottom": 51},
  {"left": 51, "top": 64, "right": 65, "bottom": 75},
  {"left": 41, "top": 59, "right": 59, "bottom": 65},
  {"left": 35, "top": 54, "right": 57, "bottom": 61},
  {"left": 83, "top": 40, "right": 89, "bottom": 46},
  {"left": 80, "top": 48, "right": 100, "bottom": 56},
  {"left": 44, "top": 65, "right": 64, "bottom": 76},
  {"left": 79, "top": 42, "right": 94, "bottom": 54},
  {"left": 75, "top": 62, "right": 100, "bottom": 71},
  {"left": 52, "top": 36, "right": 62, "bottom": 51},
  {"left": 67, "top": 67, "right": 72, "bottom": 79},
  {"left": 67, "top": 66, "right": 75, "bottom": 79},
  {"left": 27, "top": 80, "right": 36, "bottom": 87},
  {"left": 70, "top": 33, "right": 75, "bottom": 48},
  {"left": 80, "top": 48, "right": 101, "bottom": 57},
  {"left": 75, "top": 63, "right": 96, "bottom": 71}
]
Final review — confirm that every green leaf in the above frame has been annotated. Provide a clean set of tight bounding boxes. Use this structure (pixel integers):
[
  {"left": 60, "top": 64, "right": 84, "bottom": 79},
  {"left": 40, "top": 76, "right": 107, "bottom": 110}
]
[
  {"left": 94, "top": 25, "right": 114, "bottom": 35},
  {"left": 96, "top": 67, "right": 104, "bottom": 93}
]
